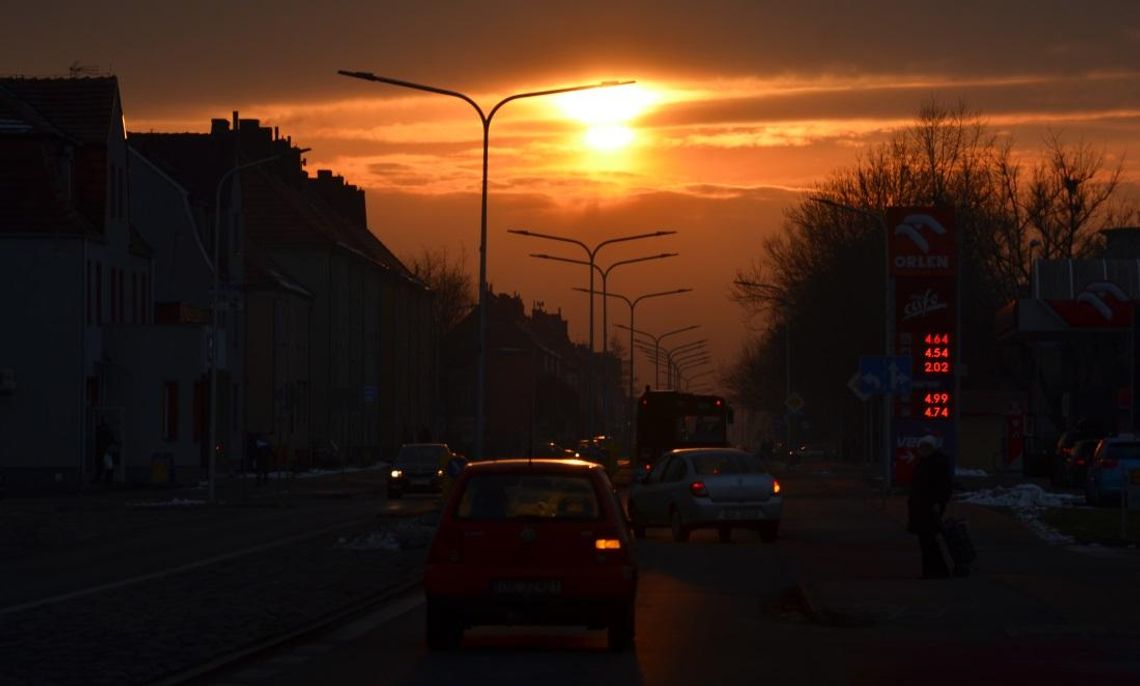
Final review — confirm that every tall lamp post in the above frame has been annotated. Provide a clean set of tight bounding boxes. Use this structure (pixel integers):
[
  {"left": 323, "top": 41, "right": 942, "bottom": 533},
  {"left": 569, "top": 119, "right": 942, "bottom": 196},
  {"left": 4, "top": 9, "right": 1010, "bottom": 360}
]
[
  {"left": 805, "top": 197, "right": 893, "bottom": 491},
  {"left": 684, "top": 368, "right": 716, "bottom": 391},
  {"left": 616, "top": 323, "right": 700, "bottom": 388},
  {"left": 509, "top": 228, "right": 675, "bottom": 436},
  {"left": 338, "top": 71, "right": 632, "bottom": 461},
  {"left": 531, "top": 251, "right": 677, "bottom": 433},
  {"left": 664, "top": 339, "right": 709, "bottom": 385},
  {"left": 574, "top": 287, "right": 692, "bottom": 457},
  {"left": 208, "top": 148, "right": 309, "bottom": 504}
]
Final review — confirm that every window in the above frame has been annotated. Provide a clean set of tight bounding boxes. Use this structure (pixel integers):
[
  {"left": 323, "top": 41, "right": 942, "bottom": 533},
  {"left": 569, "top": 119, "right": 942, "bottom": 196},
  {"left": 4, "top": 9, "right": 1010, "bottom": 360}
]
[
  {"left": 664, "top": 457, "right": 688, "bottom": 482},
  {"left": 455, "top": 474, "right": 600, "bottom": 521},
  {"left": 86, "top": 260, "right": 92, "bottom": 325},
  {"left": 110, "top": 268, "right": 118, "bottom": 323},
  {"left": 692, "top": 452, "right": 769, "bottom": 476},
  {"left": 95, "top": 262, "right": 103, "bottom": 325},
  {"left": 161, "top": 381, "right": 179, "bottom": 441}
]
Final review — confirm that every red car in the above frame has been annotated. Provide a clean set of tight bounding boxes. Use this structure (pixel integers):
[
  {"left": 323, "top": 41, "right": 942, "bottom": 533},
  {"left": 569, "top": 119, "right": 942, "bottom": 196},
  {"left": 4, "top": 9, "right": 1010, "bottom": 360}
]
[{"left": 423, "top": 459, "right": 638, "bottom": 651}]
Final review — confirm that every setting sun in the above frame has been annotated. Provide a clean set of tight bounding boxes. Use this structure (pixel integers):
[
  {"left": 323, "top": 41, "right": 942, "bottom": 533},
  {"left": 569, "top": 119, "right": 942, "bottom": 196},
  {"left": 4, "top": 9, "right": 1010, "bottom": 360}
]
[
  {"left": 584, "top": 124, "right": 635, "bottom": 151},
  {"left": 553, "top": 84, "right": 659, "bottom": 125}
]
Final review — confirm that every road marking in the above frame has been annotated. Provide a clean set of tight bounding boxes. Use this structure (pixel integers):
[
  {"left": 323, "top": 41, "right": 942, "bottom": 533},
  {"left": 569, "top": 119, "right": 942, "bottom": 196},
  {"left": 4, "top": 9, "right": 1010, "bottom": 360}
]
[
  {"left": 0, "top": 516, "right": 373, "bottom": 617},
  {"left": 328, "top": 592, "right": 425, "bottom": 642}
]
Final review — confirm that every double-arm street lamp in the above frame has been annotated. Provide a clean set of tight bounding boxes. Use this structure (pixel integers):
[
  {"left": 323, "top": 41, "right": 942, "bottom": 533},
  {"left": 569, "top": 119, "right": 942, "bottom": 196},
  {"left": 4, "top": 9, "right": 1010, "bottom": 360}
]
[
  {"left": 338, "top": 71, "right": 633, "bottom": 461},
  {"left": 683, "top": 368, "right": 716, "bottom": 391},
  {"left": 208, "top": 147, "right": 309, "bottom": 504},
  {"left": 509, "top": 228, "right": 676, "bottom": 436},
  {"left": 531, "top": 251, "right": 677, "bottom": 433},
  {"left": 574, "top": 287, "right": 692, "bottom": 456},
  {"left": 616, "top": 323, "right": 701, "bottom": 389}
]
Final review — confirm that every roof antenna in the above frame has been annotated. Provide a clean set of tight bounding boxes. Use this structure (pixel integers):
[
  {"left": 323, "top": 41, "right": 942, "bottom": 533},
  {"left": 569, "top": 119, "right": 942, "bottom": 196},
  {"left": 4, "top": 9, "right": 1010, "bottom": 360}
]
[{"left": 68, "top": 61, "right": 100, "bottom": 78}]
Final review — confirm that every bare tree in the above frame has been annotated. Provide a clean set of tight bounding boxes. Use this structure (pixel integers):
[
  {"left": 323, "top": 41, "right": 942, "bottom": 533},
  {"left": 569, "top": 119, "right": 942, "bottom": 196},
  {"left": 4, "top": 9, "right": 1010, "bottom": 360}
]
[
  {"left": 727, "top": 100, "right": 1127, "bottom": 435},
  {"left": 405, "top": 245, "right": 475, "bottom": 335}
]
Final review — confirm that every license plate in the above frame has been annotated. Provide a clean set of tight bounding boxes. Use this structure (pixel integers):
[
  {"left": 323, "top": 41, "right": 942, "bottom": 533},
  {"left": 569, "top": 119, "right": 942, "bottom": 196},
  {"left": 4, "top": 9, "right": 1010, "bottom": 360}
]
[
  {"left": 719, "top": 509, "right": 760, "bottom": 520},
  {"left": 492, "top": 580, "right": 562, "bottom": 596},
  {"left": 411, "top": 478, "right": 431, "bottom": 486}
]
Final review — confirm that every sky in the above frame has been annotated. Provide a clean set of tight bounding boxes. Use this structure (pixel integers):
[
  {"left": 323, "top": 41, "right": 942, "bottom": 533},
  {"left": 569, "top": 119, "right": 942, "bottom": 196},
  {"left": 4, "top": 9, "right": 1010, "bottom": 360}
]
[{"left": 6, "top": 0, "right": 1140, "bottom": 391}]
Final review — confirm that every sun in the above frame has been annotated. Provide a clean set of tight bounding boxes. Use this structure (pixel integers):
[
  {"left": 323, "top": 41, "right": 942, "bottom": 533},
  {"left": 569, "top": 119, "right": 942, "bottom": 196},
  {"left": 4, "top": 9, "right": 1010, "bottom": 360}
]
[
  {"left": 553, "top": 84, "right": 658, "bottom": 152},
  {"left": 584, "top": 124, "right": 635, "bottom": 151}
]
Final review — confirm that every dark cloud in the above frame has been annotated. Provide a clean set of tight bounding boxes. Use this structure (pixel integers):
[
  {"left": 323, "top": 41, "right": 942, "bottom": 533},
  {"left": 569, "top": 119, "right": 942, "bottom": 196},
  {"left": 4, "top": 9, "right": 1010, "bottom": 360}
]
[{"left": 5, "top": 1, "right": 1139, "bottom": 115}]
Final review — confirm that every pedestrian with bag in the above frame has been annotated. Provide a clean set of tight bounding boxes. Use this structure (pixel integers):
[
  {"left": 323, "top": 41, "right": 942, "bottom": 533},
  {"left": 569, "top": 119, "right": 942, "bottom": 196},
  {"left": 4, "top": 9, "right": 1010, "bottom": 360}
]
[{"left": 907, "top": 435, "right": 951, "bottom": 579}]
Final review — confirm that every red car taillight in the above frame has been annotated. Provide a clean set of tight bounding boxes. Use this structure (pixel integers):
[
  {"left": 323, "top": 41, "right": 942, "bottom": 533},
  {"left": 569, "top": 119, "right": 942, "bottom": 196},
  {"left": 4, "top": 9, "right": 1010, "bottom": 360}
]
[{"left": 690, "top": 481, "right": 709, "bottom": 497}]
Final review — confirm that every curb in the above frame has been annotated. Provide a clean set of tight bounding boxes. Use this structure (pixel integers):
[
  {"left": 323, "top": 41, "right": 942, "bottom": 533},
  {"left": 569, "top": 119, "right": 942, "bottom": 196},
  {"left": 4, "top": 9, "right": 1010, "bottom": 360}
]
[{"left": 152, "top": 576, "right": 422, "bottom": 685}]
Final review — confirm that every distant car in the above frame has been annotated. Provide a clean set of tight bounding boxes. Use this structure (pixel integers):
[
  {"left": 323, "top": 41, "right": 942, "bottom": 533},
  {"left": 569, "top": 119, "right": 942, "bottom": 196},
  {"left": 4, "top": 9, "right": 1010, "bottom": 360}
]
[
  {"left": 423, "top": 459, "right": 637, "bottom": 651},
  {"left": 388, "top": 443, "right": 456, "bottom": 499},
  {"left": 627, "top": 447, "right": 782, "bottom": 543},
  {"left": 1054, "top": 439, "right": 1098, "bottom": 487},
  {"left": 1084, "top": 436, "right": 1140, "bottom": 506},
  {"left": 532, "top": 442, "right": 580, "bottom": 459}
]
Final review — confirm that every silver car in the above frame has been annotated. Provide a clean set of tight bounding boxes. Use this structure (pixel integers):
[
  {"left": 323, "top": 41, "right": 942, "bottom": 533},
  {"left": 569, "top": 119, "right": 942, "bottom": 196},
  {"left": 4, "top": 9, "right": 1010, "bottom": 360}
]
[{"left": 627, "top": 448, "right": 782, "bottom": 543}]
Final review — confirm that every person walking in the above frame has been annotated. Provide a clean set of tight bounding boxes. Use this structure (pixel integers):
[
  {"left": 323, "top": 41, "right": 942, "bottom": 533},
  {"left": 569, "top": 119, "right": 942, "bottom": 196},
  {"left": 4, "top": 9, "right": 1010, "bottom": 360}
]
[{"left": 907, "top": 435, "right": 951, "bottom": 579}]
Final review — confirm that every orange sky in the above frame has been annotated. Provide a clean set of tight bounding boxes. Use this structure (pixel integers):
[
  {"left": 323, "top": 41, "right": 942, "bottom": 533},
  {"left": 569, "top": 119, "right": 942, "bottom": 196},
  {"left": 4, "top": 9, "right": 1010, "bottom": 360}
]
[{"left": 6, "top": 1, "right": 1140, "bottom": 392}]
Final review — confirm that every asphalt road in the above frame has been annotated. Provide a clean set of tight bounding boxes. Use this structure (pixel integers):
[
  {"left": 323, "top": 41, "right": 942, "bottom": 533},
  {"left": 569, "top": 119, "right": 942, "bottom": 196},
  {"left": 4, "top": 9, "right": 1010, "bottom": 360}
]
[{"left": 202, "top": 469, "right": 1140, "bottom": 686}]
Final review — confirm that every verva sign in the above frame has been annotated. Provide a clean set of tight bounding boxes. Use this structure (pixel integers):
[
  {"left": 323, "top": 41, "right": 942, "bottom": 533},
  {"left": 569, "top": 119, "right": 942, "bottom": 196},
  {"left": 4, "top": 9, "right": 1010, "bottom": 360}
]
[{"left": 888, "top": 207, "right": 956, "bottom": 276}]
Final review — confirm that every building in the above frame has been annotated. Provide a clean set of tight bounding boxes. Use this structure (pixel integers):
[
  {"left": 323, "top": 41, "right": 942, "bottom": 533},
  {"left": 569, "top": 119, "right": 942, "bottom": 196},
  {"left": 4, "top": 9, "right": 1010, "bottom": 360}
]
[
  {"left": 133, "top": 117, "right": 434, "bottom": 469},
  {"left": 997, "top": 227, "right": 1140, "bottom": 467},
  {"left": 0, "top": 76, "right": 154, "bottom": 488}
]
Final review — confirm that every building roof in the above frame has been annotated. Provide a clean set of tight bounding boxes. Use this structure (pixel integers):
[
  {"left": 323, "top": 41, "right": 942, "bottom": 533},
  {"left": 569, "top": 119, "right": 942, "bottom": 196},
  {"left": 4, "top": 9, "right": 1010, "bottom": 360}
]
[
  {"left": 0, "top": 77, "right": 118, "bottom": 145},
  {"left": 0, "top": 137, "right": 95, "bottom": 236}
]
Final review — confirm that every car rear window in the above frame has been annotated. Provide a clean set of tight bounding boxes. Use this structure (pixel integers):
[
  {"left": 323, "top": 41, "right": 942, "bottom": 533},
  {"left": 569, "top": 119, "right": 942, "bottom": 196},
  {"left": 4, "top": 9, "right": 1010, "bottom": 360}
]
[
  {"left": 455, "top": 474, "right": 601, "bottom": 521},
  {"left": 1107, "top": 443, "right": 1140, "bottom": 461},
  {"left": 691, "top": 453, "right": 768, "bottom": 475},
  {"left": 396, "top": 445, "right": 445, "bottom": 466}
]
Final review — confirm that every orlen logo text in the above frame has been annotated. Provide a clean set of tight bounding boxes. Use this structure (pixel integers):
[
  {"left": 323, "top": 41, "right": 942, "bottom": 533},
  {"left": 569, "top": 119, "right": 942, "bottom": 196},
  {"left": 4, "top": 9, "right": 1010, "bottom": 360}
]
[
  {"left": 888, "top": 208, "right": 955, "bottom": 275},
  {"left": 893, "top": 213, "right": 947, "bottom": 270}
]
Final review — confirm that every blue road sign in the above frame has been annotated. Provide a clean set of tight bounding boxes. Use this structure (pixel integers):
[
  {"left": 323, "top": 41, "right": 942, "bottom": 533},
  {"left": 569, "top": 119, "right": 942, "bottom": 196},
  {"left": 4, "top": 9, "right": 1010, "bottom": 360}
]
[{"left": 857, "top": 355, "right": 912, "bottom": 395}]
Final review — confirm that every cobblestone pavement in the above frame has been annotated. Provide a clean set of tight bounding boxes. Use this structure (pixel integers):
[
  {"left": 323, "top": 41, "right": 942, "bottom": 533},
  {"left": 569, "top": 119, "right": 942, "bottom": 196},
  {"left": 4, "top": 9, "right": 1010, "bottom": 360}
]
[
  {"left": 0, "top": 469, "right": 437, "bottom": 685},
  {"left": 0, "top": 513, "right": 436, "bottom": 686}
]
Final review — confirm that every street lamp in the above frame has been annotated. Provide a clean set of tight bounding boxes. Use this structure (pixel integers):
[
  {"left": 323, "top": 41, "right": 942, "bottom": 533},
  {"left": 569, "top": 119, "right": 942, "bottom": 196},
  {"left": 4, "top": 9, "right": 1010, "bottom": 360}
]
[
  {"left": 683, "top": 368, "right": 716, "bottom": 391},
  {"left": 530, "top": 251, "right": 677, "bottom": 433},
  {"left": 338, "top": 71, "right": 633, "bottom": 461},
  {"left": 573, "top": 286, "right": 692, "bottom": 456},
  {"left": 510, "top": 228, "right": 676, "bottom": 435},
  {"left": 805, "top": 196, "right": 893, "bottom": 491},
  {"left": 208, "top": 147, "right": 310, "bottom": 503},
  {"left": 735, "top": 279, "right": 796, "bottom": 458},
  {"left": 616, "top": 323, "right": 700, "bottom": 389}
]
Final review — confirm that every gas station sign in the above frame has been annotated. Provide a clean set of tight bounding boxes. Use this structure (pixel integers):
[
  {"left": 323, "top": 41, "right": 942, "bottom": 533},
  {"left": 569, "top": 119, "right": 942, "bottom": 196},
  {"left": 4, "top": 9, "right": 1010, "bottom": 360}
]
[{"left": 889, "top": 207, "right": 958, "bottom": 484}]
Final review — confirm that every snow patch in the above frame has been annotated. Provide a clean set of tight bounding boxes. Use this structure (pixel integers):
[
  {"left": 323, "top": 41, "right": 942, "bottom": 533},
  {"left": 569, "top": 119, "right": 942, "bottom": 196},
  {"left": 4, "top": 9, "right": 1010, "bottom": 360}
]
[
  {"left": 954, "top": 468, "right": 989, "bottom": 478},
  {"left": 337, "top": 531, "right": 401, "bottom": 552},
  {"left": 128, "top": 498, "right": 206, "bottom": 508},
  {"left": 957, "top": 484, "right": 1082, "bottom": 544}
]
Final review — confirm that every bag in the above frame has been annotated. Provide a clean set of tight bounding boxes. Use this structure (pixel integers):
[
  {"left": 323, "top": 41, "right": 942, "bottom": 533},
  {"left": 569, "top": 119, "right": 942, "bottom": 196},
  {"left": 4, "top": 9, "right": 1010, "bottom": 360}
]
[{"left": 941, "top": 517, "right": 977, "bottom": 573}]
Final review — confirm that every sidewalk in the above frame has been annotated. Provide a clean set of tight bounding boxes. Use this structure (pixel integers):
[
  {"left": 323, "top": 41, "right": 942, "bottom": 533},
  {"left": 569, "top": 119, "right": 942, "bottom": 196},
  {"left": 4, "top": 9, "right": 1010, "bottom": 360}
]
[{"left": 790, "top": 486, "right": 1140, "bottom": 642}]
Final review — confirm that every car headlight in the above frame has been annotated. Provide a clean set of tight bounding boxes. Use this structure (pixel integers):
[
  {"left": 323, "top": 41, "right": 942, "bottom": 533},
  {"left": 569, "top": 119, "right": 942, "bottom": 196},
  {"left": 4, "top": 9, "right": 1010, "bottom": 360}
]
[
  {"left": 436, "top": 469, "right": 444, "bottom": 477},
  {"left": 390, "top": 469, "right": 403, "bottom": 479}
]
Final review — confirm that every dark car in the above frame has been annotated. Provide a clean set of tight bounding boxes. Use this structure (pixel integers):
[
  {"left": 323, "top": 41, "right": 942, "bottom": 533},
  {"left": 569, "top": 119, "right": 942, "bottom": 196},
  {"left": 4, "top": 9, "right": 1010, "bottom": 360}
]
[
  {"left": 1054, "top": 438, "right": 1098, "bottom": 487},
  {"left": 388, "top": 443, "right": 455, "bottom": 499},
  {"left": 423, "top": 459, "right": 637, "bottom": 651}
]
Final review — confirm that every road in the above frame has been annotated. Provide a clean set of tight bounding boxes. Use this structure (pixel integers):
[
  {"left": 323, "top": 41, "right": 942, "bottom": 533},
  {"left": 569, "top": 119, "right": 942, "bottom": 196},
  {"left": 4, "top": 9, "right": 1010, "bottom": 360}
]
[{"left": 202, "top": 468, "right": 1140, "bottom": 686}]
